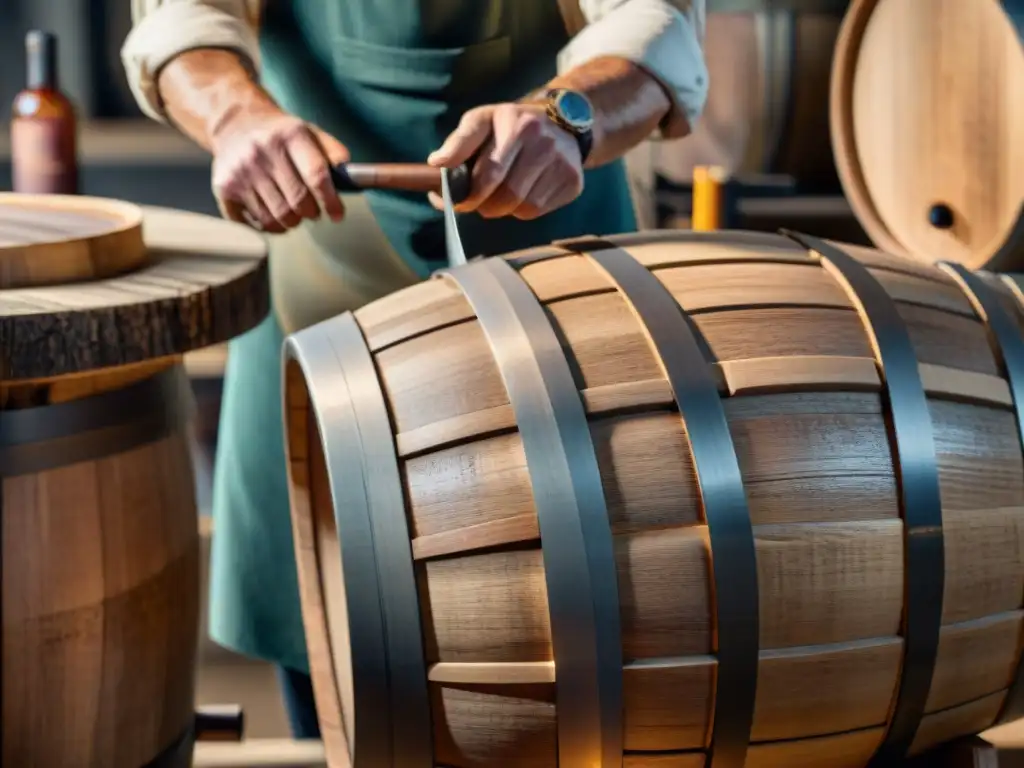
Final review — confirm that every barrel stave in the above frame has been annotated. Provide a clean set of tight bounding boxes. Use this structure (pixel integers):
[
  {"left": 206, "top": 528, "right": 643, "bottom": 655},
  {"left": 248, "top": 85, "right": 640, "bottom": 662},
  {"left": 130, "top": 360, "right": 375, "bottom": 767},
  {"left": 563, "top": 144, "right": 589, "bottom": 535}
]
[{"left": 430, "top": 682, "right": 557, "bottom": 766}]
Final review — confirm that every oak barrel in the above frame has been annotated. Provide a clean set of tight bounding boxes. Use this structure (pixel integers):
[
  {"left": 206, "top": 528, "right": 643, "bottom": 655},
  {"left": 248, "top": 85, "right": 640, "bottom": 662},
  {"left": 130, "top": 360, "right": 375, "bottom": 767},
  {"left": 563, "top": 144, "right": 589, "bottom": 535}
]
[
  {"left": 1, "top": 200, "right": 269, "bottom": 767},
  {"left": 831, "top": 0, "right": 1024, "bottom": 271},
  {"left": 285, "top": 229, "right": 1024, "bottom": 768},
  {"left": 655, "top": 0, "right": 848, "bottom": 192}
]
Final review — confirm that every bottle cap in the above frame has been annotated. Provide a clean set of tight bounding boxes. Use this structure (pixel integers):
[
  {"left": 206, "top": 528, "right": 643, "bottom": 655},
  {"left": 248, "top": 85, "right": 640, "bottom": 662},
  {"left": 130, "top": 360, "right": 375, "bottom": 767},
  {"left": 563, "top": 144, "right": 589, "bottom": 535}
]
[
  {"left": 25, "top": 30, "right": 58, "bottom": 90},
  {"left": 26, "top": 29, "right": 57, "bottom": 51}
]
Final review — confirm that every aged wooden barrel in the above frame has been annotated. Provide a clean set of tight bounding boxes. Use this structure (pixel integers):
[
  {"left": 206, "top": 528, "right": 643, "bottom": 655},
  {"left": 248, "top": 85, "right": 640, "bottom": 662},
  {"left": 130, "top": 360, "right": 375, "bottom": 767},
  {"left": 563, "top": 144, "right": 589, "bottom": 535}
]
[
  {"left": 831, "top": 0, "right": 1024, "bottom": 271},
  {"left": 654, "top": 0, "right": 848, "bottom": 192},
  {"left": 1, "top": 196, "right": 269, "bottom": 768},
  {"left": 285, "top": 229, "right": 1024, "bottom": 768}
]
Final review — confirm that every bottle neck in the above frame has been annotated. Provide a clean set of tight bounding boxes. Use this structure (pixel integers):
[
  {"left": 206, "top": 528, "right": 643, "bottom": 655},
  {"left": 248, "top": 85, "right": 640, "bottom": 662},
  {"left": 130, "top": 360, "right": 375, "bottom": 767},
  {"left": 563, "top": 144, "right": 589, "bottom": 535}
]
[{"left": 26, "top": 31, "right": 58, "bottom": 91}]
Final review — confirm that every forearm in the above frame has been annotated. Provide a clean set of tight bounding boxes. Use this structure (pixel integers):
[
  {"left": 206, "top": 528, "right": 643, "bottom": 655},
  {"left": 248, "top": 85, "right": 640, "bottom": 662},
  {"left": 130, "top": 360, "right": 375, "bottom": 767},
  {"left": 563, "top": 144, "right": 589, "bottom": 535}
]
[
  {"left": 554, "top": 0, "right": 708, "bottom": 163},
  {"left": 542, "top": 56, "right": 671, "bottom": 168},
  {"left": 121, "top": 0, "right": 261, "bottom": 123},
  {"left": 157, "top": 49, "right": 275, "bottom": 151}
]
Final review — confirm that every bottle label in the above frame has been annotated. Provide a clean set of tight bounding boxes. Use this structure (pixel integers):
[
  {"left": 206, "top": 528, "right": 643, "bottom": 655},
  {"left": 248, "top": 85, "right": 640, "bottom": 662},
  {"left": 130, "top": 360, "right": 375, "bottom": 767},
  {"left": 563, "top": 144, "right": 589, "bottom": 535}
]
[{"left": 11, "top": 118, "right": 79, "bottom": 195}]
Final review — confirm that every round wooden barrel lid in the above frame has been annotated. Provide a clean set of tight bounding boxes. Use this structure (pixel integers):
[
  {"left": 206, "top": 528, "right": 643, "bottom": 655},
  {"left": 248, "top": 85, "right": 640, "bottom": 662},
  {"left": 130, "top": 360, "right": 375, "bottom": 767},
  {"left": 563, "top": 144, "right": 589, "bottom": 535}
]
[
  {"left": 0, "top": 193, "right": 147, "bottom": 289},
  {"left": 831, "top": 0, "right": 1024, "bottom": 270},
  {"left": 2, "top": 205, "right": 269, "bottom": 381}
]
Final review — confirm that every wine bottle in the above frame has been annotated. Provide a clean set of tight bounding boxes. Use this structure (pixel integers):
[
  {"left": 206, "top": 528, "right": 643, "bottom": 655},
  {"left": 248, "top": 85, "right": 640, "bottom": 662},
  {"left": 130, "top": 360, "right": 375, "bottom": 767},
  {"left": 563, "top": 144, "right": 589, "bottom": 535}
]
[{"left": 11, "top": 30, "right": 80, "bottom": 195}]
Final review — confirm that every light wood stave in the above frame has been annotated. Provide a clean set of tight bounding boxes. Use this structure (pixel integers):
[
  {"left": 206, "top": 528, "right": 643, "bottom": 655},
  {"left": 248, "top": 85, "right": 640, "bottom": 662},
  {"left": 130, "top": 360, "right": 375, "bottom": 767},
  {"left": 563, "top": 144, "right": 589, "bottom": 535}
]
[{"left": 287, "top": 231, "right": 1024, "bottom": 767}]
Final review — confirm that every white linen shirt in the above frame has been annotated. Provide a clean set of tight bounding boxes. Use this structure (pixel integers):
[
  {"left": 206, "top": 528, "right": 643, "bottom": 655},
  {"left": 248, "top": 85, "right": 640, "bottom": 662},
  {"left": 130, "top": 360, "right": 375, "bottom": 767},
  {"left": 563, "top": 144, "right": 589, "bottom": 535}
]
[{"left": 121, "top": 0, "right": 707, "bottom": 139}]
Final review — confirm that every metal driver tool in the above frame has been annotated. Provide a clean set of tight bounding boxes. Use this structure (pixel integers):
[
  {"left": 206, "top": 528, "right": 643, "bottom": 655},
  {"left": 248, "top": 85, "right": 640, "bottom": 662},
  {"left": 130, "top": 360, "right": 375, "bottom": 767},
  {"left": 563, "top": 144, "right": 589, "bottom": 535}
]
[{"left": 440, "top": 166, "right": 468, "bottom": 267}]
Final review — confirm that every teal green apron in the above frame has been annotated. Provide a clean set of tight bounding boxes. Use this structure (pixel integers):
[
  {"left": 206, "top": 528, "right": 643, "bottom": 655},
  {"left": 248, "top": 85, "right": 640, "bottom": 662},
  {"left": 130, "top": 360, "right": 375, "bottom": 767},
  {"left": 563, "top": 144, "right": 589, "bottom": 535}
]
[{"left": 209, "top": 0, "right": 638, "bottom": 673}]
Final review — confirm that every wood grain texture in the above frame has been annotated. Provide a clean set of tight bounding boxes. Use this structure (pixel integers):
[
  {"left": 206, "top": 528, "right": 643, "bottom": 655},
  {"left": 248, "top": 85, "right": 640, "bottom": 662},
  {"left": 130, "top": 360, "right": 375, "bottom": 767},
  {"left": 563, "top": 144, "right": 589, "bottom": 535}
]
[
  {"left": 0, "top": 193, "right": 146, "bottom": 290},
  {"left": 654, "top": 10, "right": 843, "bottom": 189},
  {"left": 286, "top": 231, "right": 1024, "bottom": 767},
  {"left": 1, "top": 205, "right": 269, "bottom": 381},
  {"left": 2, "top": 361, "right": 201, "bottom": 768},
  {"left": 831, "top": 0, "right": 1024, "bottom": 270}
]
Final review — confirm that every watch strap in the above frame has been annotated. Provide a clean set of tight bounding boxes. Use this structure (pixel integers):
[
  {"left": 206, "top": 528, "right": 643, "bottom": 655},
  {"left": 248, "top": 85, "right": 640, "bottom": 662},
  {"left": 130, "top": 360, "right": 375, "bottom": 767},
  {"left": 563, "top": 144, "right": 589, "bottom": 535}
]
[{"left": 572, "top": 125, "right": 594, "bottom": 165}]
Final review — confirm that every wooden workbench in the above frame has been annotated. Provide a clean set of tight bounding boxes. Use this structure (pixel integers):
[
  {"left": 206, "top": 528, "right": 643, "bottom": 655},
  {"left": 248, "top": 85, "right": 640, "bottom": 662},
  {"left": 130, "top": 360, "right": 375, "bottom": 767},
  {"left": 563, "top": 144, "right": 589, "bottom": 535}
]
[{"left": 193, "top": 739, "right": 325, "bottom": 768}]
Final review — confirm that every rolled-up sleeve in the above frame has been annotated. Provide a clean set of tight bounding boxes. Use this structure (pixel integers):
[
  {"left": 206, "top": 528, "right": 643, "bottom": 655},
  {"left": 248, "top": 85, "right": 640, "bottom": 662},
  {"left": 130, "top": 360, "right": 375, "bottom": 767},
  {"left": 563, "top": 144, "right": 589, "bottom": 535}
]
[
  {"left": 560, "top": 0, "right": 708, "bottom": 139},
  {"left": 121, "top": 0, "right": 262, "bottom": 122}
]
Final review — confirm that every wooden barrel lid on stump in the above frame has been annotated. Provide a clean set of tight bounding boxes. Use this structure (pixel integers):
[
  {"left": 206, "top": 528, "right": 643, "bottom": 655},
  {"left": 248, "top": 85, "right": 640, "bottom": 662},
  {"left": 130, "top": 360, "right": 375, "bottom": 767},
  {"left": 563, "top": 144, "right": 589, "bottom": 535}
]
[
  {"left": 831, "top": 0, "right": 1024, "bottom": 271},
  {"left": 1, "top": 195, "right": 268, "bottom": 768},
  {"left": 285, "top": 229, "right": 1024, "bottom": 767},
  {"left": 0, "top": 193, "right": 147, "bottom": 289}
]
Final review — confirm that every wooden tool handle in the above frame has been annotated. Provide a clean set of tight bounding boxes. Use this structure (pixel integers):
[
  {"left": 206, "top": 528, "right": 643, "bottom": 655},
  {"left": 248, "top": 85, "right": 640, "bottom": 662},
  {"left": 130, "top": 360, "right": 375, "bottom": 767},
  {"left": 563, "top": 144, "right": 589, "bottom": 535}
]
[{"left": 330, "top": 162, "right": 473, "bottom": 204}]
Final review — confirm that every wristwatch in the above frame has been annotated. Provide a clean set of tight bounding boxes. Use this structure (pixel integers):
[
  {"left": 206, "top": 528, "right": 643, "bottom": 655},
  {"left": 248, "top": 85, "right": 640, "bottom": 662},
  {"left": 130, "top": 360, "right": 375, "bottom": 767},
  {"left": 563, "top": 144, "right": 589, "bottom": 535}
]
[{"left": 543, "top": 88, "right": 595, "bottom": 165}]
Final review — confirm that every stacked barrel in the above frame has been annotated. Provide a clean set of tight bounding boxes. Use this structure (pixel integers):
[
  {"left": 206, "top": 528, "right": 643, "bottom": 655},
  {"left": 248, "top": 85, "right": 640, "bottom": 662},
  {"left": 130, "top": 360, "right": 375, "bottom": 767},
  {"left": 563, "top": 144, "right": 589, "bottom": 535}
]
[{"left": 1, "top": 194, "right": 268, "bottom": 767}]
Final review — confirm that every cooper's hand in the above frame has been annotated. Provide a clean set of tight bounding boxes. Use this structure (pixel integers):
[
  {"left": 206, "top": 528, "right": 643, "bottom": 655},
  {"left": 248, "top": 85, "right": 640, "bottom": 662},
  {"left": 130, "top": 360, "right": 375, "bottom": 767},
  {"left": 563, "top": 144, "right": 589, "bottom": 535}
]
[
  {"left": 210, "top": 104, "right": 349, "bottom": 234},
  {"left": 427, "top": 103, "right": 584, "bottom": 220}
]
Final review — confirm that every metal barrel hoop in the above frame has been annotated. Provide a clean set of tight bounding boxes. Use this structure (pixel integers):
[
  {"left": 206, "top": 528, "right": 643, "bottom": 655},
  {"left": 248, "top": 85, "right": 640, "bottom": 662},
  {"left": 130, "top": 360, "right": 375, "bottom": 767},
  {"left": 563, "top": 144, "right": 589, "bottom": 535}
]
[
  {"left": 0, "top": 365, "right": 195, "bottom": 478},
  {"left": 557, "top": 236, "right": 760, "bottom": 768},
  {"left": 444, "top": 257, "right": 624, "bottom": 768},
  {"left": 283, "top": 315, "right": 433, "bottom": 768},
  {"left": 318, "top": 314, "right": 434, "bottom": 768},
  {"left": 781, "top": 230, "right": 945, "bottom": 765}
]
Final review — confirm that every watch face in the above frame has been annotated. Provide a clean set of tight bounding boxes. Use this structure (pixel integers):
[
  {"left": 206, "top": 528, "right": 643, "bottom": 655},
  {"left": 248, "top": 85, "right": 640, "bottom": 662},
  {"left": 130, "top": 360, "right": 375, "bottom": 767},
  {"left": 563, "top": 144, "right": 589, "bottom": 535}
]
[{"left": 555, "top": 90, "right": 594, "bottom": 129}]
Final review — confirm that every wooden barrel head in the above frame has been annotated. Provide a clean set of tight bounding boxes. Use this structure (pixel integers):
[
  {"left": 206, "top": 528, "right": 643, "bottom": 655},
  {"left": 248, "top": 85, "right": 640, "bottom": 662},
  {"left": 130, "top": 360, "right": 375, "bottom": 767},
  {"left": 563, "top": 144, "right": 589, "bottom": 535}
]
[
  {"left": 0, "top": 193, "right": 146, "bottom": 290},
  {"left": 1, "top": 205, "right": 269, "bottom": 381},
  {"left": 831, "top": 0, "right": 1024, "bottom": 270}
]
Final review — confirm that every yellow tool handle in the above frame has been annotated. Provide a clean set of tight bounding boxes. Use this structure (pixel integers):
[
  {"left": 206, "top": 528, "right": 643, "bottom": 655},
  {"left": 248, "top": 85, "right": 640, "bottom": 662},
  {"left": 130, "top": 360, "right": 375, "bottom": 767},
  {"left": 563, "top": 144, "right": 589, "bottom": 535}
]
[{"left": 692, "top": 165, "right": 729, "bottom": 231}]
